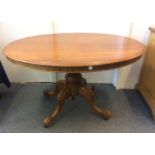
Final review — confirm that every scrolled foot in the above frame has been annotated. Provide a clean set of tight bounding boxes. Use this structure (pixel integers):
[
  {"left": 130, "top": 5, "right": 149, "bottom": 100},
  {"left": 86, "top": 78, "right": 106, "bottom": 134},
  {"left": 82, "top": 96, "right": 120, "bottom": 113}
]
[
  {"left": 100, "top": 109, "right": 112, "bottom": 120},
  {"left": 43, "top": 87, "right": 71, "bottom": 128},
  {"left": 44, "top": 116, "right": 54, "bottom": 128},
  {"left": 79, "top": 86, "right": 112, "bottom": 121}
]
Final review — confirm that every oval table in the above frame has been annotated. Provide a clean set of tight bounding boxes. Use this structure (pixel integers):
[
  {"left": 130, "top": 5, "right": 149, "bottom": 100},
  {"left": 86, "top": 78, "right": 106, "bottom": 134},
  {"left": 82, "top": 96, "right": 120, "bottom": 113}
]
[{"left": 4, "top": 33, "right": 145, "bottom": 127}]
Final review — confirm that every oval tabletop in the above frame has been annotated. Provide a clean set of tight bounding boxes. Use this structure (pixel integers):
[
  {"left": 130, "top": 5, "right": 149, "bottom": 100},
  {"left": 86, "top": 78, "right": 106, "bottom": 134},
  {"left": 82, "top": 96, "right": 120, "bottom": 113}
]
[{"left": 4, "top": 33, "right": 145, "bottom": 72}]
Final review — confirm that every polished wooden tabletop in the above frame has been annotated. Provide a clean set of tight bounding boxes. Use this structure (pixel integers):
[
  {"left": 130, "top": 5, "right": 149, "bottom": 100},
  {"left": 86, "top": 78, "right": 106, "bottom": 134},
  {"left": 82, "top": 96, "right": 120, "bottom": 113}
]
[{"left": 4, "top": 33, "right": 145, "bottom": 72}]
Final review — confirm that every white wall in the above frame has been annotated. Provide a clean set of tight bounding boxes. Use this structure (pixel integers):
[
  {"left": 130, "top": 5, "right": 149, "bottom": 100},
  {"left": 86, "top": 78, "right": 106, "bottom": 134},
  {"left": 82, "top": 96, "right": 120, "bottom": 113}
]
[
  {"left": 0, "top": 22, "right": 55, "bottom": 83},
  {"left": 0, "top": 0, "right": 155, "bottom": 88},
  {"left": 115, "top": 23, "right": 151, "bottom": 89},
  {"left": 55, "top": 21, "right": 131, "bottom": 83},
  {"left": 0, "top": 21, "right": 130, "bottom": 84}
]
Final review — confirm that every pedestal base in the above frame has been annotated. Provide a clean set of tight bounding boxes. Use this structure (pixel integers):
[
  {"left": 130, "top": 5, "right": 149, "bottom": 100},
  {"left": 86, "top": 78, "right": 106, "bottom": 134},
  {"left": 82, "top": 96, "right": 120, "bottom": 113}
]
[{"left": 43, "top": 73, "right": 112, "bottom": 127}]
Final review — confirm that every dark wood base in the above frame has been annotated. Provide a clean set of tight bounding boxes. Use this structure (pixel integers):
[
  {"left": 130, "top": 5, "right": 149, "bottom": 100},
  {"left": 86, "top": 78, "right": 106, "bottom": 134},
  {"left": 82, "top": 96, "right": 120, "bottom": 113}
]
[{"left": 43, "top": 73, "right": 112, "bottom": 127}]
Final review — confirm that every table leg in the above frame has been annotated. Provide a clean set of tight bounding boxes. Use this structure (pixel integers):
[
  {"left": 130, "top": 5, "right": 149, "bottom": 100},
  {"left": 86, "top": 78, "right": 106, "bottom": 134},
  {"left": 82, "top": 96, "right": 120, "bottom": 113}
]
[
  {"left": 43, "top": 73, "right": 112, "bottom": 127},
  {"left": 79, "top": 86, "right": 112, "bottom": 120},
  {"left": 44, "top": 87, "right": 70, "bottom": 127},
  {"left": 43, "top": 80, "right": 65, "bottom": 97}
]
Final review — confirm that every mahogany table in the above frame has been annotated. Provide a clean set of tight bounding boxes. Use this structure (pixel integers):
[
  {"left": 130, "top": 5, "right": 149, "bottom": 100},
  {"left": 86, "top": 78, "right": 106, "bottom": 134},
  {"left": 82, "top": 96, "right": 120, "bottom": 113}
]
[{"left": 4, "top": 33, "right": 145, "bottom": 127}]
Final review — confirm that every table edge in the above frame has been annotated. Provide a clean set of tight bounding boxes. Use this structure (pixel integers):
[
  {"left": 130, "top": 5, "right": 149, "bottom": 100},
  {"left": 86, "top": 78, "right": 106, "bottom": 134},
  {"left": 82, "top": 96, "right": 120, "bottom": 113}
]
[{"left": 6, "top": 55, "right": 142, "bottom": 73}]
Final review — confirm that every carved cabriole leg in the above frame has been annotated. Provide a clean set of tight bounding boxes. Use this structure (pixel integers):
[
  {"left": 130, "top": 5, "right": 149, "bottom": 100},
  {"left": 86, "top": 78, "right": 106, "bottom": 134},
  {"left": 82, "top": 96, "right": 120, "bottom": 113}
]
[
  {"left": 44, "top": 87, "right": 70, "bottom": 127},
  {"left": 79, "top": 86, "right": 112, "bottom": 120},
  {"left": 43, "top": 80, "right": 65, "bottom": 97},
  {"left": 43, "top": 73, "right": 112, "bottom": 127},
  {"left": 82, "top": 77, "right": 95, "bottom": 91}
]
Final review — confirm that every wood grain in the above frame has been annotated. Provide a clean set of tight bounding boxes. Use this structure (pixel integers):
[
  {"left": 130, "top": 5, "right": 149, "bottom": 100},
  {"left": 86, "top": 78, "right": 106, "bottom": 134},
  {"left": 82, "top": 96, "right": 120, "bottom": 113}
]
[
  {"left": 43, "top": 73, "right": 112, "bottom": 127},
  {"left": 3, "top": 33, "right": 145, "bottom": 127},
  {"left": 137, "top": 28, "right": 155, "bottom": 122},
  {"left": 4, "top": 33, "right": 145, "bottom": 72}
]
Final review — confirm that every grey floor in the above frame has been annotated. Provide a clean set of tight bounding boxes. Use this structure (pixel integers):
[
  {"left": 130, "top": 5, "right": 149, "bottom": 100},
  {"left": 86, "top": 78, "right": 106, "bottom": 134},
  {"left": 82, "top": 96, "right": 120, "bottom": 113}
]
[{"left": 0, "top": 83, "right": 154, "bottom": 133}]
